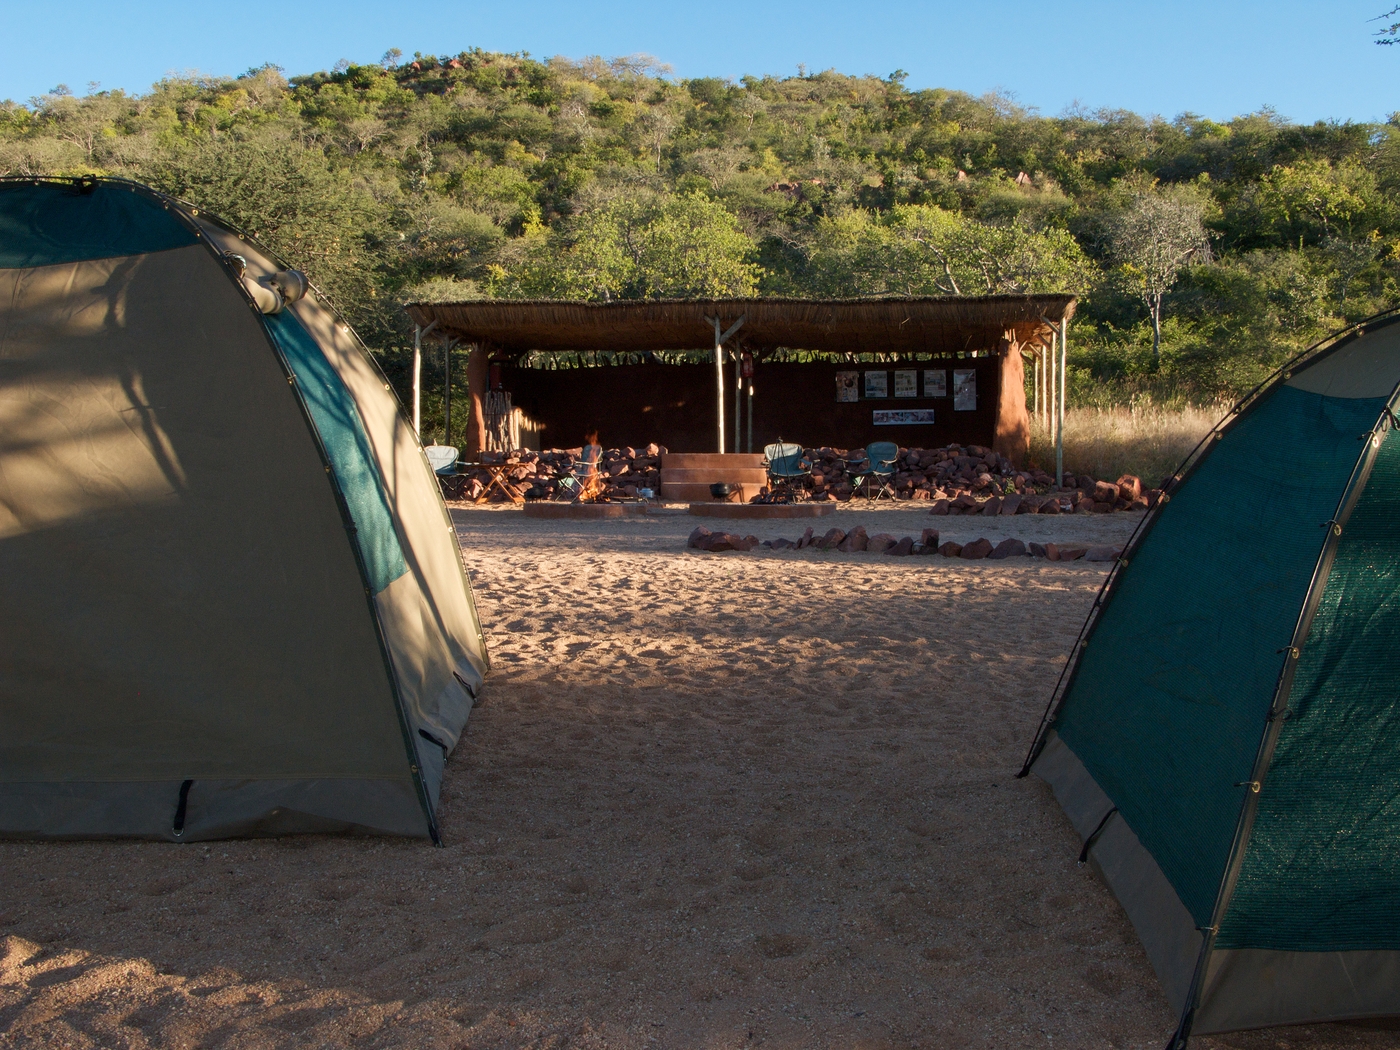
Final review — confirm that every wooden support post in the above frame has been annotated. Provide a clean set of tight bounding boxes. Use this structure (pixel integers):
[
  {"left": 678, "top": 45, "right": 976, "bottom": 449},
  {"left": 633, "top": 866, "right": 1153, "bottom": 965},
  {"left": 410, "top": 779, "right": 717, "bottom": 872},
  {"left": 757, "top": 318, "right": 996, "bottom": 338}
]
[
  {"left": 733, "top": 352, "right": 742, "bottom": 454},
  {"left": 443, "top": 337, "right": 453, "bottom": 446},
  {"left": 1057, "top": 320, "right": 1068, "bottom": 490},
  {"left": 704, "top": 314, "right": 745, "bottom": 453},
  {"left": 746, "top": 378, "right": 754, "bottom": 454},
  {"left": 412, "top": 320, "right": 436, "bottom": 439}
]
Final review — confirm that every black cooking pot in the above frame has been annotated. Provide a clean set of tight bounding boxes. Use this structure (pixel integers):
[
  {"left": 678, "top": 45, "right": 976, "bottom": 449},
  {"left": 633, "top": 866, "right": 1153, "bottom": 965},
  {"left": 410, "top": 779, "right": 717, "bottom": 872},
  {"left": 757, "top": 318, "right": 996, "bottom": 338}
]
[{"left": 710, "top": 482, "right": 733, "bottom": 499}]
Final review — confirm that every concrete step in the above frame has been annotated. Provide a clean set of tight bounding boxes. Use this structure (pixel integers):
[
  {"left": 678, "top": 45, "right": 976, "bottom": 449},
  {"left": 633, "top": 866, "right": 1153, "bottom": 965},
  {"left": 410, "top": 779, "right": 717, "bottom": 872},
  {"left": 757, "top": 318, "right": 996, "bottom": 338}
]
[{"left": 661, "top": 482, "right": 764, "bottom": 503}]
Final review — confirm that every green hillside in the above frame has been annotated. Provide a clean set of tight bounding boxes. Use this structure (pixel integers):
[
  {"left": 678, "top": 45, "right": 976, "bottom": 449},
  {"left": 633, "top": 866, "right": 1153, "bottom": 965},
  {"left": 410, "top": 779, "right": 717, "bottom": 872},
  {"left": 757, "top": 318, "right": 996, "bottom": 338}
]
[{"left": 5, "top": 48, "right": 1398, "bottom": 405}]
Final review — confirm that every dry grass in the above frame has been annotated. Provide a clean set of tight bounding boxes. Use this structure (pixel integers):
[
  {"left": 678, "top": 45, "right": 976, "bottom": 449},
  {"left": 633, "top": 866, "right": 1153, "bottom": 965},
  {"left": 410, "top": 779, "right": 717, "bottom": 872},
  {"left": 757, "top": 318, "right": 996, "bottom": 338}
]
[{"left": 1029, "top": 404, "right": 1227, "bottom": 486}]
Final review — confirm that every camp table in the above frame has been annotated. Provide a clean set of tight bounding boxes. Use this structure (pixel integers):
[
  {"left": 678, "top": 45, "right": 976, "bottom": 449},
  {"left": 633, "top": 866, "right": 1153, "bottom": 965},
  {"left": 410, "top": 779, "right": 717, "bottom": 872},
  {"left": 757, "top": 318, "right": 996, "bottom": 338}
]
[{"left": 462, "top": 462, "right": 524, "bottom": 503}]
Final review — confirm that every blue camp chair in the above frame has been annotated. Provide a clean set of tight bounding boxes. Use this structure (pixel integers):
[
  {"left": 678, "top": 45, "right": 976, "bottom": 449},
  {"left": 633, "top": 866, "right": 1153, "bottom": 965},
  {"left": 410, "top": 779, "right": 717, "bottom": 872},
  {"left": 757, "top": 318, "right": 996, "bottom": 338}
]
[
  {"left": 553, "top": 443, "right": 605, "bottom": 502},
  {"left": 764, "top": 441, "right": 811, "bottom": 503},
  {"left": 852, "top": 441, "right": 899, "bottom": 499}
]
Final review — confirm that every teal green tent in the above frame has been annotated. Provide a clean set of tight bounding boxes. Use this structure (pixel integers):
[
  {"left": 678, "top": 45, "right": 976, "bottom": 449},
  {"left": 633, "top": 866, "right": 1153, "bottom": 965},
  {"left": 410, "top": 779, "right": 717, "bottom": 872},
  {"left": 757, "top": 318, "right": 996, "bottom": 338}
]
[
  {"left": 0, "top": 177, "right": 488, "bottom": 841},
  {"left": 1023, "top": 308, "right": 1400, "bottom": 1042}
]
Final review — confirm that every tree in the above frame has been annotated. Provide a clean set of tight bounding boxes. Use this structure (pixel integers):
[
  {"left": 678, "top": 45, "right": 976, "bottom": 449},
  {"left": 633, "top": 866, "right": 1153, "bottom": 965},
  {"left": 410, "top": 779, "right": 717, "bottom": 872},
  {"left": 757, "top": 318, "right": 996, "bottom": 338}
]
[
  {"left": 803, "top": 205, "right": 1091, "bottom": 298},
  {"left": 1375, "top": 6, "right": 1400, "bottom": 43},
  {"left": 505, "top": 191, "right": 760, "bottom": 299},
  {"left": 1105, "top": 190, "right": 1212, "bottom": 369}
]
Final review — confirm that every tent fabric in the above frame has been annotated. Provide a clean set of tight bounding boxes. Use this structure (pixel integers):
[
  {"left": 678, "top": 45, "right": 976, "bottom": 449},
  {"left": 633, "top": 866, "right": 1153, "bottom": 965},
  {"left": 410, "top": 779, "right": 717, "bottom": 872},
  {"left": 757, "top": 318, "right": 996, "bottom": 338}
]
[
  {"left": 265, "top": 310, "right": 408, "bottom": 595},
  {"left": 1029, "top": 312, "right": 1400, "bottom": 1039},
  {"left": 193, "top": 219, "right": 487, "bottom": 770},
  {"left": 1051, "top": 384, "right": 1383, "bottom": 924},
  {"left": 0, "top": 178, "right": 487, "bottom": 840},
  {"left": 0, "top": 180, "right": 196, "bottom": 268}
]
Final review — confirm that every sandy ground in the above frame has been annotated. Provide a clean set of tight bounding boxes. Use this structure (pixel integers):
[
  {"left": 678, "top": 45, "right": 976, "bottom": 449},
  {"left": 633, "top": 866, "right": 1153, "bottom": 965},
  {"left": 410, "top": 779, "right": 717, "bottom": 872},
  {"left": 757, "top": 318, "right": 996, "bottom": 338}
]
[{"left": 2, "top": 505, "right": 1398, "bottom": 1049}]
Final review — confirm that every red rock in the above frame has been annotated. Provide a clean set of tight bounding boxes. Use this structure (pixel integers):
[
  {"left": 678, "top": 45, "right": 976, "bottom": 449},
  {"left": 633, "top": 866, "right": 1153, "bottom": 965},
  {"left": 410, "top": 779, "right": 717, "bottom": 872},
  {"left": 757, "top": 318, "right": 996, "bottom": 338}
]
[
  {"left": 1058, "top": 546, "right": 1088, "bottom": 561},
  {"left": 987, "top": 538, "right": 1027, "bottom": 559},
  {"left": 938, "top": 541, "right": 963, "bottom": 557},
  {"left": 1075, "top": 500, "right": 1095, "bottom": 514},
  {"left": 999, "top": 493, "right": 1022, "bottom": 515},
  {"left": 1116, "top": 475, "right": 1143, "bottom": 501},
  {"left": 867, "top": 533, "right": 897, "bottom": 555},
  {"left": 1085, "top": 545, "right": 1122, "bottom": 562},
  {"left": 1038, "top": 499, "right": 1061, "bottom": 515},
  {"left": 837, "top": 526, "right": 868, "bottom": 553},
  {"left": 981, "top": 496, "right": 1002, "bottom": 516},
  {"left": 929, "top": 499, "right": 951, "bottom": 515},
  {"left": 1017, "top": 495, "right": 1042, "bottom": 513},
  {"left": 886, "top": 536, "right": 914, "bottom": 556},
  {"left": 1028, "top": 542, "right": 1047, "bottom": 558},
  {"left": 687, "top": 526, "right": 712, "bottom": 549},
  {"left": 1091, "top": 500, "right": 1114, "bottom": 513},
  {"left": 953, "top": 493, "right": 979, "bottom": 510},
  {"left": 1045, "top": 542, "right": 1060, "bottom": 561},
  {"left": 770, "top": 538, "right": 794, "bottom": 550},
  {"left": 1092, "top": 480, "right": 1117, "bottom": 503},
  {"left": 920, "top": 528, "right": 940, "bottom": 547},
  {"left": 795, "top": 526, "right": 815, "bottom": 549},
  {"left": 960, "top": 538, "right": 994, "bottom": 559},
  {"left": 1146, "top": 489, "right": 1164, "bottom": 508},
  {"left": 816, "top": 527, "right": 846, "bottom": 549},
  {"left": 700, "top": 533, "right": 737, "bottom": 552},
  {"left": 1130, "top": 497, "right": 1149, "bottom": 511}
]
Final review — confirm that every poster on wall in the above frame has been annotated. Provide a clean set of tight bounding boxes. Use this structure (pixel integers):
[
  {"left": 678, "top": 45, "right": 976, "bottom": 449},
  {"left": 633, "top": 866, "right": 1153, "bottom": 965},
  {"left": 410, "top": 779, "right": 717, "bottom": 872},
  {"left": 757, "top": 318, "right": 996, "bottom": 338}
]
[
  {"left": 864, "top": 371, "right": 889, "bottom": 398},
  {"left": 953, "top": 369, "right": 977, "bottom": 411},
  {"left": 924, "top": 369, "right": 948, "bottom": 397},
  {"left": 873, "top": 409, "right": 936, "bottom": 426},
  {"left": 893, "top": 369, "right": 918, "bottom": 398},
  {"left": 835, "top": 371, "right": 859, "bottom": 402}
]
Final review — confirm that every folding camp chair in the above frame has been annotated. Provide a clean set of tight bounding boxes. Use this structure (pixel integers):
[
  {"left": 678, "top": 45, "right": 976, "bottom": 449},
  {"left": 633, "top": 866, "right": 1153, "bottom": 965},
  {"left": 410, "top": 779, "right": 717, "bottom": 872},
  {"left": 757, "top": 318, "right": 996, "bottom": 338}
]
[
  {"left": 763, "top": 441, "right": 811, "bottom": 503},
  {"left": 553, "top": 445, "right": 606, "bottom": 502},
  {"left": 852, "top": 441, "right": 899, "bottom": 499}
]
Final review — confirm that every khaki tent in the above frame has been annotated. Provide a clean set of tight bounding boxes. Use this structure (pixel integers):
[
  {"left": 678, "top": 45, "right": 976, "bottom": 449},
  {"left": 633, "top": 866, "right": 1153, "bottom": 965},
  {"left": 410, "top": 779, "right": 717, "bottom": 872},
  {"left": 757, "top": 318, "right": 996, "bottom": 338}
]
[{"left": 0, "top": 177, "right": 488, "bottom": 841}]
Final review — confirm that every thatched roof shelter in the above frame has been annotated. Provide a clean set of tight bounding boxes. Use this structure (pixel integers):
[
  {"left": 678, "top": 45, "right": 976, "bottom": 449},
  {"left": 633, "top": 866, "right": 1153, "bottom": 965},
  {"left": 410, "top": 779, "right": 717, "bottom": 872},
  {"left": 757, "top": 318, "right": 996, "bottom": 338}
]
[{"left": 403, "top": 295, "right": 1077, "bottom": 356}]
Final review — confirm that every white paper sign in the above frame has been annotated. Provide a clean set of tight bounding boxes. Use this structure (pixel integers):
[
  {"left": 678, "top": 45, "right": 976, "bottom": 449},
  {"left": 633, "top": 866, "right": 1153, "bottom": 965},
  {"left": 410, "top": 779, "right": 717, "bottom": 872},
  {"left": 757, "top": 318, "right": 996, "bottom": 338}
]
[
  {"left": 864, "top": 371, "right": 889, "bottom": 398},
  {"left": 953, "top": 369, "right": 977, "bottom": 411}
]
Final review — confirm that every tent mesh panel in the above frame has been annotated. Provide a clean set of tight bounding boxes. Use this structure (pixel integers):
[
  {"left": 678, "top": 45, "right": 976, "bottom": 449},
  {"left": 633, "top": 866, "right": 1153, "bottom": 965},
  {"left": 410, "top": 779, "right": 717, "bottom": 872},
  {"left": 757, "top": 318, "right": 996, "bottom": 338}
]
[
  {"left": 1218, "top": 424, "right": 1400, "bottom": 951},
  {"left": 1055, "top": 386, "right": 1383, "bottom": 925},
  {"left": 266, "top": 312, "right": 408, "bottom": 595}
]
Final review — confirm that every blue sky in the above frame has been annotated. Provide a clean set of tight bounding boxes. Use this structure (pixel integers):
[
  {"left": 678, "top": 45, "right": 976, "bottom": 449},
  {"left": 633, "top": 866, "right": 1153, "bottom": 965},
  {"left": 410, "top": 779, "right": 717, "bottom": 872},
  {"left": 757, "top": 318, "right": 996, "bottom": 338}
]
[{"left": 3, "top": 0, "right": 1395, "bottom": 124}]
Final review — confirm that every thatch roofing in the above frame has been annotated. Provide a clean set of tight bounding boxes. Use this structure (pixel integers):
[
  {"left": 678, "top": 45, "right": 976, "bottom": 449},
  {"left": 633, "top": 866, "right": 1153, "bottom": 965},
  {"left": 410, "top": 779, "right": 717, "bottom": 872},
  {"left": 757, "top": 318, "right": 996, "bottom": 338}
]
[{"left": 403, "top": 296, "right": 1076, "bottom": 356}]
